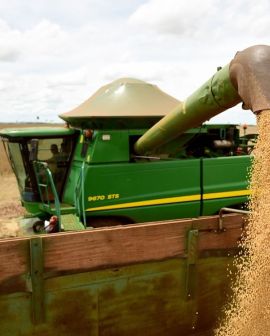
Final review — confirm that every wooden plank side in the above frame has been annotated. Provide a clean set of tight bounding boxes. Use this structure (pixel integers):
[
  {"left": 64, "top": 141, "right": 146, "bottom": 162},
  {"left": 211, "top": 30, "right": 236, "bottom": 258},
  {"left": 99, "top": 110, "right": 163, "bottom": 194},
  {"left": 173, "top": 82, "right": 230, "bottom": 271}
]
[
  {"left": 0, "top": 214, "right": 245, "bottom": 291},
  {"left": 192, "top": 213, "right": 246, "bottom": 231},
  {"left": 198, "top": 214, "right": 245, "bottom": 251},
  {"left": 198, "top": 227, "right": 243, "bottom": 251},
  {"left": 43, "top": 214, "right": 245, "bottom": 275},
  {"left": 0, "top": 238, "right": 29, "bottom": 293},
  {"left": 43, "top": 220, "right": 189, "bottom": 275}
]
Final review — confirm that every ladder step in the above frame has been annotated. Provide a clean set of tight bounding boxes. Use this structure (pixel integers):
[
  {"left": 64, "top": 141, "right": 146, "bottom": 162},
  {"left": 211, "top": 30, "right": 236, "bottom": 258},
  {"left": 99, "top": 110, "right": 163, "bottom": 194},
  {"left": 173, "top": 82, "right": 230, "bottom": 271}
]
[
  {"left": 39, "top": 203, "right": 76, "bottom": 215},
  {"left": 60, "top": 214, "right": 85, "bottom": 231}
]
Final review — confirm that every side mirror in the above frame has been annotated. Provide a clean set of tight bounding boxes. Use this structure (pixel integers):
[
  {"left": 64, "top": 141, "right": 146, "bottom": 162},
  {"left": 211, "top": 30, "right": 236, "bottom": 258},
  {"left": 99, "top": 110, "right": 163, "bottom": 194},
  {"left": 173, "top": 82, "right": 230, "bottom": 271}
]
[{"left": 29, "top": 139, "right": 39, "bottom": 161}]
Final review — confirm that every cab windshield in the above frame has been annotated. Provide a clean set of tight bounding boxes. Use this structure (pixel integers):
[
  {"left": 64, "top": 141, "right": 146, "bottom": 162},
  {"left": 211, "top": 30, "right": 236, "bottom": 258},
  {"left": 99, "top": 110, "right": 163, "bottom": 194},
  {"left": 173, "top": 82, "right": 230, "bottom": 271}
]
[
  {"left": 3, "top": 135, "right": 75, "bottom": 201},
  {"left": 5, "top": 142, "right": 29, "bottom": 195}
]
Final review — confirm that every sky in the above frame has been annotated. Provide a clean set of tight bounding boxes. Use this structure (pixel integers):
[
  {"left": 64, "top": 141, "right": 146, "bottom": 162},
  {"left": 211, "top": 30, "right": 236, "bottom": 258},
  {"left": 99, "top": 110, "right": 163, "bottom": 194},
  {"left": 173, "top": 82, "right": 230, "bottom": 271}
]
[{"left": 0, "top": 0, "right": 269, "bottom": 125}]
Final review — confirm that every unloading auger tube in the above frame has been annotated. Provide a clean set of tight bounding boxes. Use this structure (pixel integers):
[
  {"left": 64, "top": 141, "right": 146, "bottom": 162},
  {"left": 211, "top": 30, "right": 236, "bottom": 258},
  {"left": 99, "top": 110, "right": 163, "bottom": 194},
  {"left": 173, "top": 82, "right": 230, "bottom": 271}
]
[{"left": 134, "top": 45, "right": 270, "bottom": 154}]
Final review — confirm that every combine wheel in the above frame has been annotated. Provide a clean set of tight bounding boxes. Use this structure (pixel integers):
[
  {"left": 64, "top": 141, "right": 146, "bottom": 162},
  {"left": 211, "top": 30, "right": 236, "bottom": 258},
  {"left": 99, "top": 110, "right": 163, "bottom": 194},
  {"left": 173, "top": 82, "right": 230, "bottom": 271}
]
[{"left": 32, "top": 220, "right": 45, "bottom": 233}]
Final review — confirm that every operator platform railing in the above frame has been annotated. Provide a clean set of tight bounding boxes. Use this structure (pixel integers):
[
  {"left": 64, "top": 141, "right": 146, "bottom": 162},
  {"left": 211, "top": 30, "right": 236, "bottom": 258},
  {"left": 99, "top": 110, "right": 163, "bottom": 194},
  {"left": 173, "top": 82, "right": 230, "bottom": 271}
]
[
  {"left": 74, "top": 161, "right": 87, "bottom": 228},
  {"left": 33, "top": 161, "right": 62, "bottom": 231}
]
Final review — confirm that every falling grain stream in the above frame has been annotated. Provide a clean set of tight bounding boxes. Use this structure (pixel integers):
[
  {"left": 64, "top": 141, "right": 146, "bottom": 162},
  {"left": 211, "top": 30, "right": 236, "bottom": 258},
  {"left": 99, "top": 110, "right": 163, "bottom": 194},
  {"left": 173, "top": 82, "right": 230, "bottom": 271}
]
[{"left": 216, "top": 111, "right": 270, "bottom": 335}]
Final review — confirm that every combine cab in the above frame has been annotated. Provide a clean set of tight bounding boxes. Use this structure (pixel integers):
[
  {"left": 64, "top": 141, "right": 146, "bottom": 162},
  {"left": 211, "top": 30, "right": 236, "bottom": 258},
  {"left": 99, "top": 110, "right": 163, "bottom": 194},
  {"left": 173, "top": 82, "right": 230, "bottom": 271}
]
[{"left": 1, "top": 127, "right": 78, "bottom": 225}]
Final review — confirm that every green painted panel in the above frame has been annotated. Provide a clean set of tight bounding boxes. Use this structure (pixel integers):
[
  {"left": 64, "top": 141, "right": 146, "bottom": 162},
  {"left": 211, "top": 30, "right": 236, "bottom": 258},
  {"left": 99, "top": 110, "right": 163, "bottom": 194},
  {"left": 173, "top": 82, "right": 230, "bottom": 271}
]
[
  {"left": 0, "top": 127, "right": 76, "bottom": 138},
  {"left": 89, "top": 131, "right": 129, "bottom": 163},
  {"left": 202, "top": 197, "right": 248, "bottom": 216},
  {"left": 0, "top": 256, "right": 236, "bottom": 335},
  {"left": 0, "top": 293, "right": 33, "bottom": 335},
  {"left": 62, "top": 134, "right": 84, "bottom": 205},
  {"left": 84, "top": 159, "right": 201, "bottom": 221},
  {"left": 62, "top": 161, "right": 81, "bottom": 205},
  {"left": 88, "top": 201, "right": 201, "bottom": 224},
  {"left": 202, "top": 156, "right": 251, "bottom": 215},
  {"left": 23, "top": 201, "right": 42, "bottom": 216}
]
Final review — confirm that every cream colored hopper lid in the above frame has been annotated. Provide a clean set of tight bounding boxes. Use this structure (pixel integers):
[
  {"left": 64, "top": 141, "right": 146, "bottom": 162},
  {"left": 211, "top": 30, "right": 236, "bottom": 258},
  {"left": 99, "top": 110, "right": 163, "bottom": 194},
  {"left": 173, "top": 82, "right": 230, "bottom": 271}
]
[{"left": 60, "top": 78, "right": 181, "bottom": 120}]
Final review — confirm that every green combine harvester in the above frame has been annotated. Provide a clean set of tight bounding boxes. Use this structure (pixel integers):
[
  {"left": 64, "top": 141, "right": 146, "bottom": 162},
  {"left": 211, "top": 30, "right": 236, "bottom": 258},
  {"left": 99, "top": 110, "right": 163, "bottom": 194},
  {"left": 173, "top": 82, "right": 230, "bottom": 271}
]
[
  {"left": 0, "top": 45, "right": 270, "bottom": 336},
  {"left": 0, "top": 73, "right": 256, "bottom": 234}
]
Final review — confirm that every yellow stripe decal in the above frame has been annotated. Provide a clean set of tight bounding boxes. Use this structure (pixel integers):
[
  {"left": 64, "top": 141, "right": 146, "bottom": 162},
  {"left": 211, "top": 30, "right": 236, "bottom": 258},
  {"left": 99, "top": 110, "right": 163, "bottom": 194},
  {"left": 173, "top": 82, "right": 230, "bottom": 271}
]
[
  {"left": 87, "top": 189, "right": 251, "bottom": 212},
  {"left": 203, "top": 189, "right": 251, "bottom": 200}
]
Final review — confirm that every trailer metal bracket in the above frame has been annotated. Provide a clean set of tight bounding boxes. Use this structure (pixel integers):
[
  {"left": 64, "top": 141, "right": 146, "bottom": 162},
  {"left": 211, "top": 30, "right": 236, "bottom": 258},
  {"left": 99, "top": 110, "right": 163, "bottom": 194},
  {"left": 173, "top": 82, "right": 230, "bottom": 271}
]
[
  {"left": 185, "top": 229, "right": 198, "bottom": 299},
  {"left": 29, "top": 237, "right": 45, "bottom": 325},
  {"left": 218, "top": 207, "right": 250, "bottom": 231}
]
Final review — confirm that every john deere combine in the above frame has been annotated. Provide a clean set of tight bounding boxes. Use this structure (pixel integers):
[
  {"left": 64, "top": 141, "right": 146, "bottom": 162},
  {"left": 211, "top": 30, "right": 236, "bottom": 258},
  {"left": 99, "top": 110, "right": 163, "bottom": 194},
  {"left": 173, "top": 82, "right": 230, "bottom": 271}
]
[
  {"left": 0, "top": 68, "right": 257, "bottom": 233},
  {"left": 0, "top": 45, "right": 270, "bottom": 336}
]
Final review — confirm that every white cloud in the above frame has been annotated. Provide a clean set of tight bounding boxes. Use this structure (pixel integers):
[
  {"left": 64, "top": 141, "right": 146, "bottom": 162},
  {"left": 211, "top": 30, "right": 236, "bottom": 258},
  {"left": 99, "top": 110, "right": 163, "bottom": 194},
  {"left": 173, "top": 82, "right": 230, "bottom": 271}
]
[
  {"left": 0, "top": 1, "right": 146, "bottom": 30},
  {"left": 0, "top": 20, "right": 22, "bottom": 61},
  {"left": 0, "top": 46, "right": 20, "bottom": 62},
  {"left": 0, "top": 0, "right": 268, "bottom": 125},
  {"left": 129, "top": 0, "right": 217, "bottom": 36},
  {"left": 129, "top": 0, "right": 270, "bottom": 41}
]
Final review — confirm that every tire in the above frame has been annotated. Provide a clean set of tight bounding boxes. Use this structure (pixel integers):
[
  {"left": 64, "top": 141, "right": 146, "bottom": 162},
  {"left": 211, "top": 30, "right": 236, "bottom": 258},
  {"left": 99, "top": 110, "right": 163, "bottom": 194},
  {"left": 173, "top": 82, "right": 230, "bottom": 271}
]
[{"left": 33, "top": 220, "right": 45, "bottom": 233}]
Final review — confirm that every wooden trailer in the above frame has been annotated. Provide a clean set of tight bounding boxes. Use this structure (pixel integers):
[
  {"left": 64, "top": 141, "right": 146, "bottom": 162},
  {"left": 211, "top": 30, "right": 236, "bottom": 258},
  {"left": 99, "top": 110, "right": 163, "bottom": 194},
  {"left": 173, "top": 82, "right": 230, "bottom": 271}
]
[{"left": 0, "top": 213, "right": 245, "bottom": 335}]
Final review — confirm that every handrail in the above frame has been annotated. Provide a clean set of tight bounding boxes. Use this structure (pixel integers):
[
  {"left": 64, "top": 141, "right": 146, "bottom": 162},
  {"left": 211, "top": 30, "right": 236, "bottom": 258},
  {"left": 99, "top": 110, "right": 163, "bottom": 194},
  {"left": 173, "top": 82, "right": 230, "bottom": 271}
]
[
  {"left": 81, "top": 161, "right": 87, "bottom": 228},
  {"left": 74, "top": 168, "right": 82, "bottom": 219},
  {"left": 33, "top": 161, "right": 62, "bottom": 231},
  {"left": 218, "top": 207, "right": 250, "bottom": 231},
  {"left": 74, "top": 161, "right": 87, "bottom": 228}
]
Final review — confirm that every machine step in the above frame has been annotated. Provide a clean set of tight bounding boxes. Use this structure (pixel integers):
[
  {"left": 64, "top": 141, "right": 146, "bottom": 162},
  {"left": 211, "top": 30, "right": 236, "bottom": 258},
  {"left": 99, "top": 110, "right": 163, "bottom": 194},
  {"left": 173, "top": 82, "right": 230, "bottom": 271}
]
[
  {"left": 60, "top": 213, "right": 85, "bottom": 231},
  {"left": 39, "top": 203, "right": 76, "bottom": 215}
]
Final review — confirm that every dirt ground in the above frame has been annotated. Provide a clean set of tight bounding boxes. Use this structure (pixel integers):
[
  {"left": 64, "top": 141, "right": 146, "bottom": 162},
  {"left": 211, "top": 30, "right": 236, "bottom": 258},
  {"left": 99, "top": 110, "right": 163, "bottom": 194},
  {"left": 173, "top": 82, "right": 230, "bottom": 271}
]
[{"left": 0, "top": 174, "right": 25, "bottom": 238}]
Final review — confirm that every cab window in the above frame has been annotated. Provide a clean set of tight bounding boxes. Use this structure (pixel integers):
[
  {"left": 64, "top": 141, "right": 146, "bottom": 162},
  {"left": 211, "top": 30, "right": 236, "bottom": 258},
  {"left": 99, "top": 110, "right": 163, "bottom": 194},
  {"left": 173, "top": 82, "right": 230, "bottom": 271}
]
[{"left": 28, "top": 137, "right": 73, "bottom": 194}]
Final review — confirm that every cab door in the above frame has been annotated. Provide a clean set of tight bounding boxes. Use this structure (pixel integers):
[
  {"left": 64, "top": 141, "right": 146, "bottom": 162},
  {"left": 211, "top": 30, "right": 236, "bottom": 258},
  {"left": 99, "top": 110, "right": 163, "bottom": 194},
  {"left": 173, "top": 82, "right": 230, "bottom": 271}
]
[{"left": 202, "top": 156, "right": 251, "bottom": 215}]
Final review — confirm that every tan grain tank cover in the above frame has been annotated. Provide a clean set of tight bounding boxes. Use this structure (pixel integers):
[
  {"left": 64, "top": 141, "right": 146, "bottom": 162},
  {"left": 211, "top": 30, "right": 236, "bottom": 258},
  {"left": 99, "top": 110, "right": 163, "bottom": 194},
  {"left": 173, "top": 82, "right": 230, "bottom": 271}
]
[
  {"left": 60, "top": 78, "right": 181, "bottom": 119},
  {"left": 229, "top": 45, "right": 270, "bottom": 113}
]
